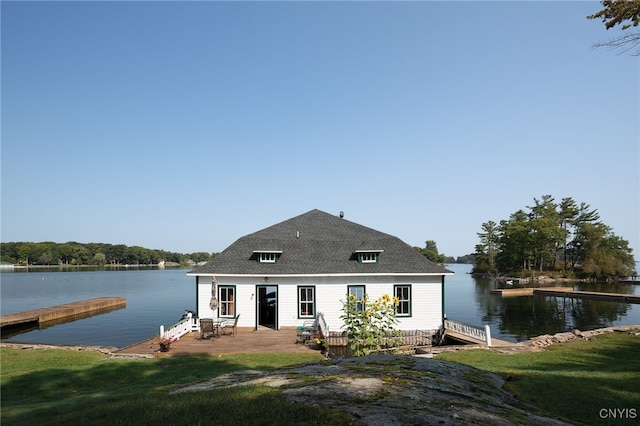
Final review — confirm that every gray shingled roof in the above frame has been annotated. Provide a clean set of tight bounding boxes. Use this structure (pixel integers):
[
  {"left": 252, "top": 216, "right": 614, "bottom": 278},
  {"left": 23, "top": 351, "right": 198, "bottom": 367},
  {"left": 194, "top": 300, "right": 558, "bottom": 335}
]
[{"left": 190, "top": 209, "right": 452, "bottom": 276}]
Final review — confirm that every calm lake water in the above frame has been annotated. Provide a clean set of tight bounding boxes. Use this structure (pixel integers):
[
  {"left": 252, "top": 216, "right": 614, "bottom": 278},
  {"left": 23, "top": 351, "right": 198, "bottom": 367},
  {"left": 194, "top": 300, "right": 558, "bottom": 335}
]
[
  {"left": 1, "top": 268, "right": 196, "bottom": 347},
  {"left": 1, "top": 265, "right": 638, "bottom": 347}
]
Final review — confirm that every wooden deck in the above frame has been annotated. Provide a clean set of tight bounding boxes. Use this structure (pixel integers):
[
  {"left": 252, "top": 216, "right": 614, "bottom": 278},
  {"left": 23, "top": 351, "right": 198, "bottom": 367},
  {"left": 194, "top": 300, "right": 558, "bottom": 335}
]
[
  {"left": 114, "top": 326, "right": 518, "bottom": 358},
  {"left": 0, "top": 297, "right": 126, "bottom": 329},
  {"left": 114, "top": 327, "right": 323, "bottom": 358}
]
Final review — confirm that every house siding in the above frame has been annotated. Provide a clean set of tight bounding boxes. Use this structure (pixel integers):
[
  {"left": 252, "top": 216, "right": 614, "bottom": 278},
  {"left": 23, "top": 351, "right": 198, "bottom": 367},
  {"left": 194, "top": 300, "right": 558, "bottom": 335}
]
[{"left": 196, "top": 275, "right": 443, "bottom": 333}]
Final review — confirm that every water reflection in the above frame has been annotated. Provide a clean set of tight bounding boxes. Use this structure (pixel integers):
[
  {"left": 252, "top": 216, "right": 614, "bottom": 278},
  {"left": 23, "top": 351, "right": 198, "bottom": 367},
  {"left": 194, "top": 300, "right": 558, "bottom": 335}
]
[{"left": 445, "top": 264, "right": 639, "bottom": 342}]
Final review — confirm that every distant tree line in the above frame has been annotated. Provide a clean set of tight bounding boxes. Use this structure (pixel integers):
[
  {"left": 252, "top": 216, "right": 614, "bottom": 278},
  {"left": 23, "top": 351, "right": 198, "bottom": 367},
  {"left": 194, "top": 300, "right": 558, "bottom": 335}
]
[
  {"left": 0, "top": 241, "right": 216, "bottom": 266},
  {"left": 413, "top": 240, "right": 475, "bottom": 265},
  {"left": 454, "top": 254, "right": 475, "bottom": 264},
  {"left": 473, "top": 195, "right": 635, "bottom": 280}
]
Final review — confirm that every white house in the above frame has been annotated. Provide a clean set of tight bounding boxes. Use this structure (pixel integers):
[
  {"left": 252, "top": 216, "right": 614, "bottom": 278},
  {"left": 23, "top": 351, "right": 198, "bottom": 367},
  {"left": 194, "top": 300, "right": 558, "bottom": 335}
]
[{"left": 187, "top": 209, "right": 453, "bottom": 334}]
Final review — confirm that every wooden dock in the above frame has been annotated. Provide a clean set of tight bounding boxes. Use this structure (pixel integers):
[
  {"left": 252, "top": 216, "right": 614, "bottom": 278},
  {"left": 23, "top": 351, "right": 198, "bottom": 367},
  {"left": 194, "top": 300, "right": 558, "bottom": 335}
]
[
  {"left": 533, "top": 288, "right": 640, "bottom": 304},
  {"left": 0, "top": 297, "right": 126, "bottom": 329},
  {"left": 491, "top": 287, "right": 640, "bottom": 304},
  {"left": 491, "top": 287, "right": 573, "bottom": 297}
]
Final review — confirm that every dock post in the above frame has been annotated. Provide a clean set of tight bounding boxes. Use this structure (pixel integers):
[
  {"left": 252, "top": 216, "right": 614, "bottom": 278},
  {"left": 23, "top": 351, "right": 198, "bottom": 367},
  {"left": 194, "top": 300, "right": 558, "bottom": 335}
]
[{"left": 485, "top": 324, "right": 492, "bottom": 347}]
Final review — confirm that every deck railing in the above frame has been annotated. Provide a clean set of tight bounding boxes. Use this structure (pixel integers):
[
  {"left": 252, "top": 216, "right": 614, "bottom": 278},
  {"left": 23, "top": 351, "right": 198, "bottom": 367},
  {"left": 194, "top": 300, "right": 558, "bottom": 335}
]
[
  {"left": 160, "top": 312, "right": 199, "bottom": 340},
  {"left": 317, "top": 312, "right": 329, "bottom": 340},
  {"left": 326, "top": 329, "right": 437, "bottom": 357},
  {"left": 444, "top": 318, "right": 492, "bottom": 346},
  {"left": 327, "top": 329, "right": 436, "bottom": 350}
]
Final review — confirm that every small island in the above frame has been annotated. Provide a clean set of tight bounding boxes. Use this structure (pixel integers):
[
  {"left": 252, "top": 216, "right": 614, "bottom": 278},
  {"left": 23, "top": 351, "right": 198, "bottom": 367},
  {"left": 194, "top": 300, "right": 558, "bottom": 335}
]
[{"left": 471, "top": 195, "right": 636, "bottom": 282}]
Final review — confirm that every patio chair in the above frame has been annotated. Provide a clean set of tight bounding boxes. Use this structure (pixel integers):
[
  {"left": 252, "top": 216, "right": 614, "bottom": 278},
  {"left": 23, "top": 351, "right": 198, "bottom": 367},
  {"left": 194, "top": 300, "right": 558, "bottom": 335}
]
[
  {"left": 199, "top": 318, "right": 216, "bottom": 339},
  {"left": 296, "top": 318, "right": 318, "bottom": 344},
  {"left": 220, "top": 314, "right": 240, "bottom": 337}
]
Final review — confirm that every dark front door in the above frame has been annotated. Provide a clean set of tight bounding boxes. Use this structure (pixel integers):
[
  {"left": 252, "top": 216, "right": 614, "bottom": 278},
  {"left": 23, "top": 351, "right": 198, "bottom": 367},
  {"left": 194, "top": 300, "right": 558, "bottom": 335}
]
[{"left": 257, "top": 285, "right": 277, "bottom": 330}]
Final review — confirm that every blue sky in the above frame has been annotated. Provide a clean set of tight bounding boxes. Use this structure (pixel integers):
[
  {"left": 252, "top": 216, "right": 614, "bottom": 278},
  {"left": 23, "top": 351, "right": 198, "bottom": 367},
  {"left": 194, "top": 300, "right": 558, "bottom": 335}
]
[{"left": 1, "top": 1, "right": 638, "bottom": 259}]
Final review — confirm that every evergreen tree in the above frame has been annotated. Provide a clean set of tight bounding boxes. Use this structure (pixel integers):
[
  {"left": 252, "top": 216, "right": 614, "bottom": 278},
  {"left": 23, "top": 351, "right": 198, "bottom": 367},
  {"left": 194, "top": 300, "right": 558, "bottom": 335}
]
[{"left": 476, "top": 195, "right": 635, "bottom": 280}]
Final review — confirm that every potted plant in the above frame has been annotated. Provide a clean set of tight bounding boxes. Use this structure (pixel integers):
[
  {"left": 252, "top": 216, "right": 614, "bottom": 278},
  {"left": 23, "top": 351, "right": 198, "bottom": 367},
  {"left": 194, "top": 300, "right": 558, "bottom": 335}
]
[
  {"left": 313, "top": 333, "right": 328, "bottom": 353},
  {"left": 157, "top": 335, "right": 178, "bottom": 352}
]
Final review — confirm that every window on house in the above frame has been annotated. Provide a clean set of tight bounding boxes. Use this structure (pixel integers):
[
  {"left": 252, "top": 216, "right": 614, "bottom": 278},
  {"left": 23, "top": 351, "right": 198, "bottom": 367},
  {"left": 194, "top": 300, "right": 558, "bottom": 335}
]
[
  {"left": 254, "top": 251, "right": 282, "bottom": 263},
  {"left": 298, "top": 286, "right": 315, "bottom": 318},
  {"left": 355, "top": 250, "right": 383, "bottom": 263},
  {"left": 348, "top": 285, "right": 366, "bottom": 312},
  {"left": 219, "top": 286, "right": 236, "bottom": 317},
  {"left": 360, "top": 252, "right": 378, "bottom": 263},
  {"left": 394, "top": 285, "right": 411, "bottom": 316}
]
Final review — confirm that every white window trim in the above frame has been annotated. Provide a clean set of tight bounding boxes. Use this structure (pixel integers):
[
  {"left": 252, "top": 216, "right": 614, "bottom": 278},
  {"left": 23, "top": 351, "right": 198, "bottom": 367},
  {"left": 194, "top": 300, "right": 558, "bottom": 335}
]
[
  {"left": 254, "top": 250, "right": 283, "bottom": 264},
  {"left": 355, "top": 250, "right": 383, "bottom": 264},
  {"left": 360, "top": 253, "right": 378, "bottom": 263},
  {"left": 219, "top": 285, "right": 236, "bottom": 318},
  {"left": 260, "top": 252, "right": 277, "bottom": 263},
  {"left": 298, "top": 286, "right": 315, "bottom": 318}
]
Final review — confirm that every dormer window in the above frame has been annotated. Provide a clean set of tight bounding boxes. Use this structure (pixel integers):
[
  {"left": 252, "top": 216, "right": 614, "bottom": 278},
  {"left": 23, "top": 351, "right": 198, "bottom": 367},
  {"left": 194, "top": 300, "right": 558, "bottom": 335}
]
[
  {"left": 360, "top": 252, "right": 378, "bottom": 263},
  {"left": 254, "top": 251, "right": 282, "bottom": 264},
  {"left": 355, "top": 249, "right": 383, "bottom": 264}
]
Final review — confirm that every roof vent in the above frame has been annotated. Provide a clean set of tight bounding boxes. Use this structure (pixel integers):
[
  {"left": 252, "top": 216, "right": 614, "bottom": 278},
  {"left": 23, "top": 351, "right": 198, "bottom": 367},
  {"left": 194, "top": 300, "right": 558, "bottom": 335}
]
[{"left": 339, "top": 211, "right": 344, "bottom": 219}]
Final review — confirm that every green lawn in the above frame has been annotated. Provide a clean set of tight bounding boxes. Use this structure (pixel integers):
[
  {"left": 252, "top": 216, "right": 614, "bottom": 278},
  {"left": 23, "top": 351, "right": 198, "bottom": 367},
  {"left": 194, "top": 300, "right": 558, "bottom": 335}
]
[
  {"left": 2, "top": 330, "right": 638, "bottom": 425},
  {"left": 436, "top": 330, "right": 640, "bottom": 425},
  {"left": 0, "top": 350, "right": 351, "bottom": 425}
]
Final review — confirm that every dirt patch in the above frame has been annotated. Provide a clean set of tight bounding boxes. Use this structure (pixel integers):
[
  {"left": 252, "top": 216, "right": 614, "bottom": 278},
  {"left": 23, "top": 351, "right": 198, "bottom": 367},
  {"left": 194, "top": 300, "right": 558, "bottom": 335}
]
[{"left": 171, "top": 355, "right": 569, "bottom": 425}]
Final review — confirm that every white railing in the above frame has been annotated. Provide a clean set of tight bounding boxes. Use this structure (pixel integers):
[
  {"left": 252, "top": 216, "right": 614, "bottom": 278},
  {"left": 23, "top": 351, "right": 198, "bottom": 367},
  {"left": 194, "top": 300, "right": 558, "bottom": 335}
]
[
  {"left": 444, "top": 318, "right": 492, "bottom": 347},
  {"left": 317, "top": 312, "right": 329, "bottom": 339},
  {"left": 160, "top": 312, "right": 199, "bottom": 340}
]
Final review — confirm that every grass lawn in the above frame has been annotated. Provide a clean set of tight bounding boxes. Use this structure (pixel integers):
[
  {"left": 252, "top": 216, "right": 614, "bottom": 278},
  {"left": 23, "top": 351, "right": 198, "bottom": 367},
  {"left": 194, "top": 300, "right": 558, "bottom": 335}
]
[
  {"left": 437, "top": 330, "right": 640, "bottom": 425},
  {"left": 0, "top": 349, "right": 351, "bottom": 425},
  {"left": 2, "top": 330, "right": 638, "bottom": 425}
]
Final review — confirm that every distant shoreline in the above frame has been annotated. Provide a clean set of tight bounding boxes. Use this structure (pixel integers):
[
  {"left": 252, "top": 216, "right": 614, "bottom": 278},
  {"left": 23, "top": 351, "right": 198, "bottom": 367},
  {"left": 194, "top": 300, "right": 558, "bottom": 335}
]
[{"left": 7, "top": 262, "right": 185, "bottom": 270}]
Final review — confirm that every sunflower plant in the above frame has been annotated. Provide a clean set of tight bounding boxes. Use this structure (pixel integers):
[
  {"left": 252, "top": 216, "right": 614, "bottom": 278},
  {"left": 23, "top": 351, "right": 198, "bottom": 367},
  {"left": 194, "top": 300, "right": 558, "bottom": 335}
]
[{"left": 340, "top": 293, "right": 400, "bottom": 356}]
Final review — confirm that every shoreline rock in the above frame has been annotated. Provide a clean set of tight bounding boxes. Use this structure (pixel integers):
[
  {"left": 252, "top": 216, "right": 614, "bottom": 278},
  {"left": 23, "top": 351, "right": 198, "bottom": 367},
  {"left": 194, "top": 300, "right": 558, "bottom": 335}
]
[
  {"left": 489, "top": 325, "right": 640, "bottom": 354},
  {"left": 171, "top": 354, "right": 572, "bottom": 425},
  {"left": 0, "top": 342, "right": 156, "bottom": 359}
]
